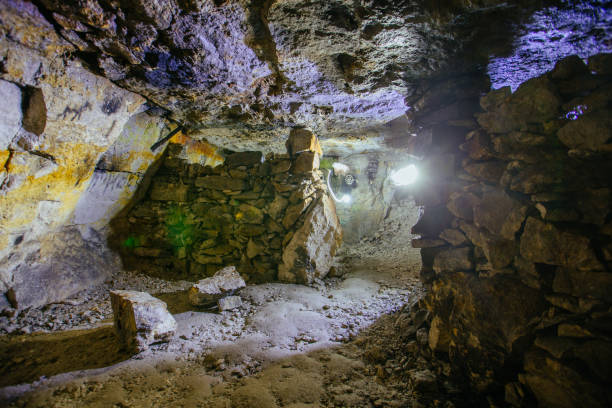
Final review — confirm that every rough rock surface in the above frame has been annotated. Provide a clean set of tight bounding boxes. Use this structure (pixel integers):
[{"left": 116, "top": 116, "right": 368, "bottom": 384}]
[
  {"left": 0, "top": 197, "right": 425, "bottom": 407},
  {"left": 114, "top": 129, "right": 341, "bottom": 284},
  {"left": 410, "top": 54, "right": 612, "bottom": 406},
  {"left": 188, "top": 267, "right": 246, "bottom": 307},
  {"left": 110, "top": 290, "right": 177, "bottom": 353},
  {"left": 218, "top": 295, "right": 243, "bottom": 312},
  {"left": 279, "top": 194, "right": 343, "bottom": 284},
  {"left": 6, "top": 0, "right": 601, "bottom": 151},
  {"left": 0, "top": 0, "right": 151, "bottom": 310}
]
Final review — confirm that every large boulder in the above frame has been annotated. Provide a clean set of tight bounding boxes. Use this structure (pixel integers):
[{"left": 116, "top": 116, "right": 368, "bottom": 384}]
[
  {"left": 188, "top": 266, "right": 246, "bottom": 306},
  {"left": 110, "top": 290, "right": 177, "bottom": 353},
  {"left": 278, "top": 194, "right": 342, "bottom": 284}
]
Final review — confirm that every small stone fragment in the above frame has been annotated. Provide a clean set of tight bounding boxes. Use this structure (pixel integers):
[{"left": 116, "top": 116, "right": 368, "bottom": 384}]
[
  {"left": 110, "top": 290, "right": 177, "bottom": 353},
  {"left": 188, "top": 266, "right": 246, "bottom": 306},
  {"left": 218, "top": 296, "right": 242, "bottom": 311}
]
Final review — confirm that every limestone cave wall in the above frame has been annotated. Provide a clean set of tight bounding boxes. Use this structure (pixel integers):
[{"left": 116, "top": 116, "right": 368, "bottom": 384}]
[
  {"left": 0, "top": 1, "right": 169, "bottom": 311},
  {"left": 411, "top": 54, "right": 612, "bottom": 406},
  {"left": 112, "top": 129, "right": 342, "bottom": 285}
]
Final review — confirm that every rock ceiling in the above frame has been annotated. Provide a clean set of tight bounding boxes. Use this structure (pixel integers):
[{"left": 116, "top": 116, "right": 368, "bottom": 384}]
[{"left": 29, "top": 0, "right": 612, "bottom": 151}]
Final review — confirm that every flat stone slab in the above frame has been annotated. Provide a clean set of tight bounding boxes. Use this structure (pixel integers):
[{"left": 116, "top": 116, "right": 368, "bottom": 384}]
[
  {"left": 218, "top": 295, "right": 242, "bottom": 311},
  {"left": 188, "top": 266, "right": 246, "bottom": 306},
  {"left": 110, "top": 290, "right": 177, "bottom": 353}
]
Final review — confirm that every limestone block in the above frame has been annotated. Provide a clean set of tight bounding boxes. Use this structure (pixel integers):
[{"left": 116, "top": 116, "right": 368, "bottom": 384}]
[
  {"left": 236, "top": 224, "right": 266, "bottom": 237},
  {"left": 247, "top": 239, "right": 264, "bottom": 258},
  {"left": 188, "top": 266, "right": 246, "bottom": 306},
  {"left": 461, "top": 129, "right": 492, "bottom": 160},
  {"left": 552, "top": 268, "right": 612, "bottom": 301},
  {"left": 271, "top": 159, "right": 292, "bottom": 174},
  {"left": 473, "top": 189, "right": 527, "bottom": 240},
  {"left": 8, "top": 226, "right": 119, "bottom": 309},
  {"left": 289, "top": 180, "right": 317, "bottom": 203},
  {"left": 463, "top": 161, "right": 505, "bottom": 183},
  {"left": 278, "top": 195, "right": 342, "bottom": 283},
  {"left": 110, "top": 290, "right": 177, "bottom": 353},
  {"left": 432, "top": 247, "right": 473, "bottom": 273},
  {"left": 218, "top": 295, "right": 242, "bottom": 311},
  {"left": 282, "top": 198, "right": 313, "bottom": 229},
  {"left": 521, "top": 350, "right": 606, "bottom": 408},
  {"left": 447, "top": 192, "right": 480, "bottom": 221},
  {"left": 267, "top": 194, "right": 289, "bottom": 219},
  {"left": 557, "top": 110, "right": 611, "bottom": 151},
  {"left": 479, "top": 86, "right": 511, "bottom": 112},
  {"left": 411, "top": 238, "right": 445, "bottom": 248},
  {"left": 195, "top": 176, "right": 246, "bottom": 191},
  {"left": 439, "top": 229, "right": 467, "bottom": 246},
  {"left": 150, "top": 182, "right": 190, "bottom": 201},
  {"left": 292, "top": 151, "right": 320, "bottom": 174},
  {"left": 225, "top": 151, "right": 262, "bottom": 168},
  {"left": 476, "top": 77, "right": 561, "bottom": 133},
  {"left": 428, "top": 316, "right": 451, "bottom": 353},
  {"left": 285, "top": 128, "right": 322, "bottom": 157},
  {"left": 520, "top": 217, "right": 602, "bottom": 270},
  {"left": 236, "top": 203, "right": 264, "bottom": 224},
  {"left": 533, "top": 336, "right": 578, "bottom": 359}
]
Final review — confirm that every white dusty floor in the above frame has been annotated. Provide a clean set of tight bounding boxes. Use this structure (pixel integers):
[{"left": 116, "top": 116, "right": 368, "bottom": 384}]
[{"left": 0, "top": 201, "right": 426, "bottom": 407}]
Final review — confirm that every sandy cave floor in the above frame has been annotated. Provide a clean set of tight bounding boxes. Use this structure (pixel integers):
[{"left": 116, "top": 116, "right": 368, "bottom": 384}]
[{"left": 0, "top": 203, "right": 458, "bottom": 408}]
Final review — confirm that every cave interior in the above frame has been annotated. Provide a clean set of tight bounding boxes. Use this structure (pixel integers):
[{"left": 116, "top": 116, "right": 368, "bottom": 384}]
[{"left": 0, "top": 0, "right": 611, "bottom": 407}]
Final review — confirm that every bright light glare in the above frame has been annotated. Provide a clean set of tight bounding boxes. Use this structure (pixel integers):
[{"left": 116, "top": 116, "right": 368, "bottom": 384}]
[
  {"left": 391, "top": 164, "right": 419, "bottom": 186},
  {"left": 326, "top": 170, "right": 353, "bottom": 205},
  {"left": 332, "top": 162, "right": 350, "bottom": 175}
]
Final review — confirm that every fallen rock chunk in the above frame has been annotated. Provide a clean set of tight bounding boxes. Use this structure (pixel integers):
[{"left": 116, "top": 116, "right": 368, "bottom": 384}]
[
  {"left": 218, "top": 295, "right": 242, "bottom": 311},
  {"left": 110, "top": 290, "right": 177, "bottom": 353},
  {"left": 278, "top": 195, "right": 343, "bottom": 284},
  {"left": 188, "top": 266, "right": 246, "bottom": 306}
]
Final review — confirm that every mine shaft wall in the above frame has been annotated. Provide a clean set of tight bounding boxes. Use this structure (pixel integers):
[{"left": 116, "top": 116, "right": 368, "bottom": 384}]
[
  {"left": 411, "top": 54, "right": 612, "bottom": 406},
  {"left": 112, "top": 135, "right": 342, "bottom": 285}
]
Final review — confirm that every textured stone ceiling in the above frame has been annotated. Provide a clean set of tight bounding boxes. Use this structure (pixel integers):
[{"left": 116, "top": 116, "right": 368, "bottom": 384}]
[{"left": 30, "top": 0, "right": 612, "bottom": 151}]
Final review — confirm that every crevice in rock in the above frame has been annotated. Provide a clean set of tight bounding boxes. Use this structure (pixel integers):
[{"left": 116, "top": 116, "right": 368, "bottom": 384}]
[{"left": 245, "top": 0, "right": 287, "bottom": 96}]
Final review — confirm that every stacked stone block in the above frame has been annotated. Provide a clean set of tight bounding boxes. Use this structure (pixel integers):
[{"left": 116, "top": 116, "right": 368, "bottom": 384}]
[
  {"left": 410, "top": 54, "right": 612, "bottom": 406},
  {"left": 113, "top": 128, "right": 341, "bottom": 284}
]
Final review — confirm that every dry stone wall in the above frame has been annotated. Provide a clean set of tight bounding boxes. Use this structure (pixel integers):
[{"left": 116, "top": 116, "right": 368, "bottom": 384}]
[
  {"left": 113, "top": 129, "right": 342, "bottom": 285},
  {"left": 410, "top": 54, "right": 612, "bottom": 406}
]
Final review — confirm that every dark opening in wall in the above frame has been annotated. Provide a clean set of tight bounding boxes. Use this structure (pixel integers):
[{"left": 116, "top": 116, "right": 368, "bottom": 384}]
[{"left": 21, "top": 86, "right": 46, "bottom": 136}]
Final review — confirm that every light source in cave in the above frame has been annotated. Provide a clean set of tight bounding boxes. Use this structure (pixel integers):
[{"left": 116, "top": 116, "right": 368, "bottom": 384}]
[
  {"left": 390, "top": 164, "right": 419, "bottom": 186},
  {"left": 565, "top": 104, "right": 587, "bottom": 120},
  {"left": 332, "top": 162, "right": 350, "bottom": 176},
  {"left": 327, "top": 170, "right": 352, "bottom": 204}
]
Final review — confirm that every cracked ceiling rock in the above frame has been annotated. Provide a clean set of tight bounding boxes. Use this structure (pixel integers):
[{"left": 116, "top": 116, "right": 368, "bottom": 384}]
[{"left": 29, "top": 0, "right": 534, "bottom": 146}]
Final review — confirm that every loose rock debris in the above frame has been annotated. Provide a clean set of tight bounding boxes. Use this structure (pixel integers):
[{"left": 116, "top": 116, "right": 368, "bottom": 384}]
[{"left": 0, "top": 203, "right": 462, "bottom": 407}]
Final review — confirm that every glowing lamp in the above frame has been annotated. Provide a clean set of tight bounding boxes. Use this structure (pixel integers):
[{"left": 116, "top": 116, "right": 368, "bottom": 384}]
[
  {"left": 326, "top": 170, "right": 352, "bottom": 205},
  {"left": 390, "top": 164, "right": 419, "bottom": 186}
]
